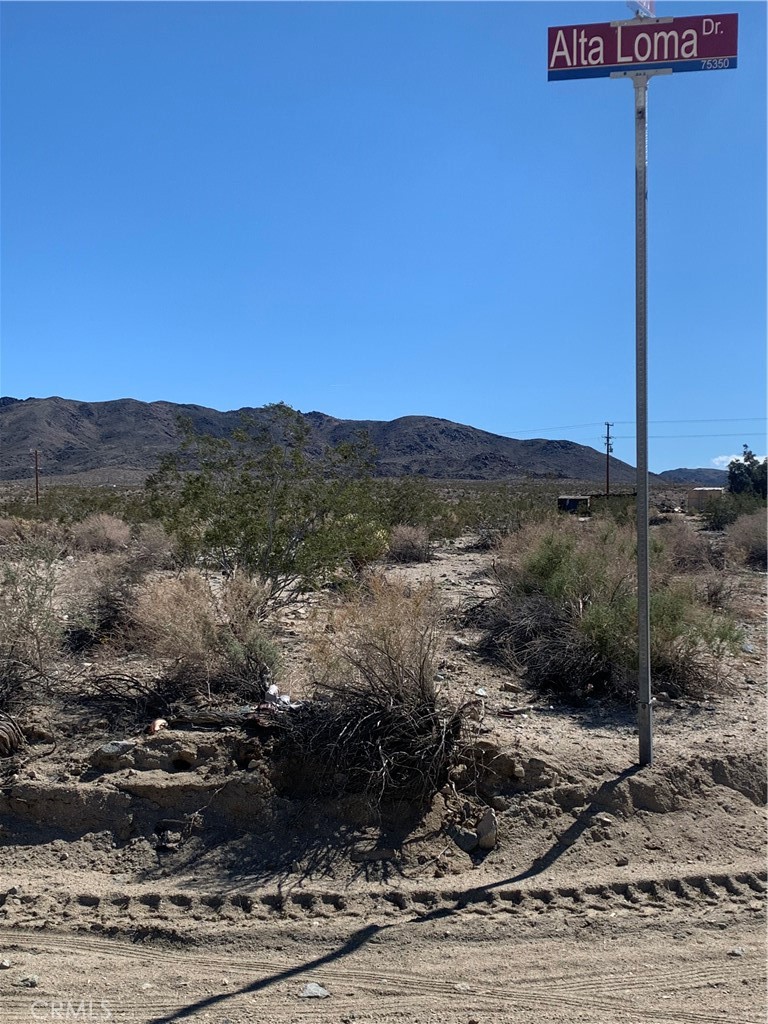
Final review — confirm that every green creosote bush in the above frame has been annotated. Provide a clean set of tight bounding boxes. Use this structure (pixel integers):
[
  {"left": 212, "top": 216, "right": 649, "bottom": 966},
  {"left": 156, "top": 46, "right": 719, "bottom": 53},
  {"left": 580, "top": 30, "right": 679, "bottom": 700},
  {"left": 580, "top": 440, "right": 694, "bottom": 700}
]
[
  {"left": 456, "top": 483, "right": 559, "bottom": 549},
  {"left": 373, "top": 477, "right": 461, "bottom": 541},
  {"left": 338, "top": 514, "right": 389, "bottom": 572},
  {"left": 589, "top": 493, "right": 637, "bottom": 526},
  {"left": 146, "top": 404, "right": 388, "bottom": 609},
  {"left": 482, "top": 518, "right": 741, "bottom": 701},
  {"left": 702, "top": 495, "right": 763, "bottom": 531}
]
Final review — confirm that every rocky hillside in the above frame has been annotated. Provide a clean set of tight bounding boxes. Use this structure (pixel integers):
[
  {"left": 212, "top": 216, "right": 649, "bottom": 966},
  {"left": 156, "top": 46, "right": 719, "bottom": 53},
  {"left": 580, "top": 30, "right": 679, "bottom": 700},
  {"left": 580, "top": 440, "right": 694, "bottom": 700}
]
[
  {"left": 0, "top": 396, "right": 642, "bottom": 484},
  {"left": 657, "top": 467, "right": 728, "bottom": 487}
]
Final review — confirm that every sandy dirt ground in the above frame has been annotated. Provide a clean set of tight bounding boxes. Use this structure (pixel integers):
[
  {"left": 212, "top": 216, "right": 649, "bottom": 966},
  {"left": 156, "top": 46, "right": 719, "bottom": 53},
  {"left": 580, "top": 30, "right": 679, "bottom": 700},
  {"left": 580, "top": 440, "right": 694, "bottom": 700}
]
[{"left": 1, "top": 534, "right": 766, "bottom": 1023}]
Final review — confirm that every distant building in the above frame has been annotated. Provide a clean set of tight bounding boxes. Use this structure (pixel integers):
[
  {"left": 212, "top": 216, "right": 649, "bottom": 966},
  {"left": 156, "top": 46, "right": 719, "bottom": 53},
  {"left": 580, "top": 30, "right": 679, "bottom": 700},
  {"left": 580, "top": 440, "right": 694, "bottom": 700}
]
[
  {"left": 686, "top": 487, "right": 725, "bottom": 512},
  {"left": 558, "top": 495, "right": 591, "bottom": 515}
]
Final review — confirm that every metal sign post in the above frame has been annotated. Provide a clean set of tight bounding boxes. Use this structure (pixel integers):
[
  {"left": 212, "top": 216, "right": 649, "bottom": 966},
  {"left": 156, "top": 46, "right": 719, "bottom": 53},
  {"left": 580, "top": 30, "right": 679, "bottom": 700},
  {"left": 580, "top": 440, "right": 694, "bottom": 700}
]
[
  {"left": 629, "top": 71, "right": 656, "bottom": 765},
  {"left": 634, "top": 71, "right": 652, "bottom": 765},
  {"left": 547, "top": 12, "right": 738, "bottom": 767}
]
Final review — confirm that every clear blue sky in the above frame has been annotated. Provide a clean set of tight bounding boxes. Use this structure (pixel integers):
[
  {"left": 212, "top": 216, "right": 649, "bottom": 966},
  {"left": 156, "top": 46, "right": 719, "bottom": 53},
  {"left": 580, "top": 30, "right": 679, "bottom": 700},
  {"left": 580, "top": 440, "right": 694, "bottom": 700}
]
[{"left": 1, "top": 0, "right": 765, "bottom": 472}]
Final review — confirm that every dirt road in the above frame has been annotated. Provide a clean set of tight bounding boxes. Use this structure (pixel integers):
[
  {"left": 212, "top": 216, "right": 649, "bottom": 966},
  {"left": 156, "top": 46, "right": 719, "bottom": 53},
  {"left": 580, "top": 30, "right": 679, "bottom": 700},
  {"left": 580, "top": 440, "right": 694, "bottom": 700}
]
[{"left": 2, "top": 860, "right": 766, "bottom": 1024}]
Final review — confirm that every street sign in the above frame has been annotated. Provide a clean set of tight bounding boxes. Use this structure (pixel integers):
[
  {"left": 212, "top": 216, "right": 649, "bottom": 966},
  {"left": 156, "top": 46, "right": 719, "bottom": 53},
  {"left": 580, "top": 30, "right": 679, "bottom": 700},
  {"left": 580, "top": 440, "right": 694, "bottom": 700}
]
[
  {"left": 547, "top": 11, "right": 738, "bottom": 764},
  {"left": 548, "top": 14, "right": 738, "bottom": 81}
]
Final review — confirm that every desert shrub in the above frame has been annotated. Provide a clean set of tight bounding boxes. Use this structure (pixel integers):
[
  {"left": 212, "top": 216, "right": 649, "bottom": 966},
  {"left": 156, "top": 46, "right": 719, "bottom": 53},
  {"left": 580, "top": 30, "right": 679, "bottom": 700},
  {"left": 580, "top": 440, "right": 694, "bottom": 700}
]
[
  {"left": 655, "top": 518, "right": 714, "bottom": 572},
  {"left": 71, "top": 513, "right": 131, "bottom": 553},
  {"left": 293, "top": 577, "right": 465, "bottom": 806},
  {"left": 377, "top": 478, "right": 442, "bottom": 530},
  {"left": 131, "top": 571, "right": 217, "bottom": 664},
  {"left": 0, "top": 517, "right": 68, "bottom": 550},
  {"left": 481, "top": 518, "right": 740, "bottom": 701},
  {"left": 147, "top": 406, "right": 386, "bottom": 606},
  {"left": 700, "top": 491, "right": 764, "bottom": 530},
  {"left": 387, "top": 524, "right": 431, "bottom": 563},
  {"left": 130, "top": 570, "right": 278, "bottom": 700},
  {"left": 590, "top": 494, "right": 637, "bottom": 525},
  {"left": 370, "top": 478, "right": 460, "bottom": 541},
  {"left": 311, "top": 576, "right": 442, "bottom": 697},
  {"left": 644, "top": 584, "right": 739, "bottom": 695},
  {"left": 456, "top": 484, "right": 559, "bottom": 549},
  {"left": 59, "top": 553, "right": 145, "bottom": 653},
  {"left": 132, "top": 521, "right": 174, "bottom": 570},
  {"left": 0, "top": 484, "right": 153, "bottom": 526},
  {"left": 218, "top": 571, "right": 279, "bottom": 678},
  {"left": 725, "top": 510, "right": 767, "bottom": 570},
  {"left": 0, "top": 542, "right": 63, "bottom": 706},
  {"left": 339, "top": 515, "right": 389, "bottom": 572},
  {"left": 698, "top": 572, "right": 735, "bottom": 611},
  {"left": 0, "top": 519, "right": 20, "bottom": 547}
]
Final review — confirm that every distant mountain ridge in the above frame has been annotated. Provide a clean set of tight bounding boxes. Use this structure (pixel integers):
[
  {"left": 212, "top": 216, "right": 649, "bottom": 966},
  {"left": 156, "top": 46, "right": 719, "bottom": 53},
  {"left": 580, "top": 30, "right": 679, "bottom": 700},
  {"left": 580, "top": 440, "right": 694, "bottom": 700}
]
[
  {"left": 657, "top": 467, "right": 728, "bottom": 486},
  {"left": 1, "top": 395, "right": 649, "bottom": 484}
]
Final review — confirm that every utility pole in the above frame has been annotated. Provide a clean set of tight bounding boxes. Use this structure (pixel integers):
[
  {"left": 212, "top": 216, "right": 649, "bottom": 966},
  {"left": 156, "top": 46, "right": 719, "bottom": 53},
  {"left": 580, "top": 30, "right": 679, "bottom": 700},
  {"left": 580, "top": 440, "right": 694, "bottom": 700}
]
[
  {"left": 32, "top": 449, "right": 40, "bottom": 506},
  {"left": 604, "top": 422, "right": 614, "bottom": 497}
]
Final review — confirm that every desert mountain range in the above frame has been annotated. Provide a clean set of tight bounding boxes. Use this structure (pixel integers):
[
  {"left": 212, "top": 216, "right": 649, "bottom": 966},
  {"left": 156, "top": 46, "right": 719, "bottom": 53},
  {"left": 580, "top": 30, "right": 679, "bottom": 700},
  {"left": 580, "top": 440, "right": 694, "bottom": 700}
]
[{"left": 0, "top": 396, "right": 724, "bottom": 486}]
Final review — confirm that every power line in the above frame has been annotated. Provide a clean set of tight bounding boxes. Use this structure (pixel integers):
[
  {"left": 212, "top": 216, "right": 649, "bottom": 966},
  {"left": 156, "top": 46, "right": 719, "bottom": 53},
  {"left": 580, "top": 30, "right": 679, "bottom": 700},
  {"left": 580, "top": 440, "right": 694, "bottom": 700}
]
[
  {"left": 506, "top": 421, "right": 606, "bottom": 434},
  {"left": 506, "top": 416, "right": 765, "bottom": 435},
  {"left": 613, "top": 417, "right": 766, "bottom": 425},
  {"left": 613, "top": 432, "right": 767, "bottom": 440}
]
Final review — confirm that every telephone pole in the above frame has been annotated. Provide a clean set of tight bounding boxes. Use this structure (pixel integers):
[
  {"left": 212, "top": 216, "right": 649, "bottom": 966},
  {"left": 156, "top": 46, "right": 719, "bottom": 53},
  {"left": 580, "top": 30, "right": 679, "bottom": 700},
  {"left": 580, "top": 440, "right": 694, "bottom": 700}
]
[{"left": 604, "top": 422, "right": 613, "bottom": 497}]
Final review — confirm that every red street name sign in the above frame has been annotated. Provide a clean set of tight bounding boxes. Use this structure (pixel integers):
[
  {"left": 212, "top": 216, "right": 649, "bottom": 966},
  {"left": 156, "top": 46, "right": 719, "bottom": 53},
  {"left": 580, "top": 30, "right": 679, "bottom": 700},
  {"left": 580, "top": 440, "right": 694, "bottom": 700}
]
[{"left": 548, "top": 14, "right": 738, "bottom": 81}]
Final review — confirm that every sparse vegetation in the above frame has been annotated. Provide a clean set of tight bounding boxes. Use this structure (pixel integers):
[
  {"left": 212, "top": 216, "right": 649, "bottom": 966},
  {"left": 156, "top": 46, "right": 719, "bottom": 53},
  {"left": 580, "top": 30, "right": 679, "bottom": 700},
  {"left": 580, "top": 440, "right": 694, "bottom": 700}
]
[
  {"left": 71, "top": 512, "right": 132, "bottom": 553},
  {"left": 387, "top": 524, "right": 431, "bottom": 563},
  {"left": 60, "top": 552, "right": 141, "bottom": 653},
  {"left": 146, "top": 405, "right": 386, "bottom": 606},
  {"left": 0, "top": 483, "right": 152, "bottom": 526},
  {"left": 0, "top": 516, "right": 68, "bottom": 550},
  {"left": 480, "top": 517, "right": 741, "bottom": 701},
  {"left": 725, "top": 509, "right": 767, "bottom": 570},
  {"left": 656, "top": 517, "right": 715, "bottom": 572},
  {"left": 129, "top": 570, "right": 279, "bottom": 701},
  {"left": 0, "top": 542, "right": 63, "bottom": 708},
  {"left": 456, "top": 483, "right": 559, "bottom": 548},
  {"left": 700, "top": 491, "right": 764, "bottom": 531},
  {"left": 0, "top": 459, "right": 763, "bottom": 926},
  {"left": 292, "top": 576, "right": 467, "bottom": 807},
  {"left": 0, "top": 466, "right": 756, "bottom": 802},
  {"left": 132, "top": 520, "right": 174, "bottom": 570}
]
